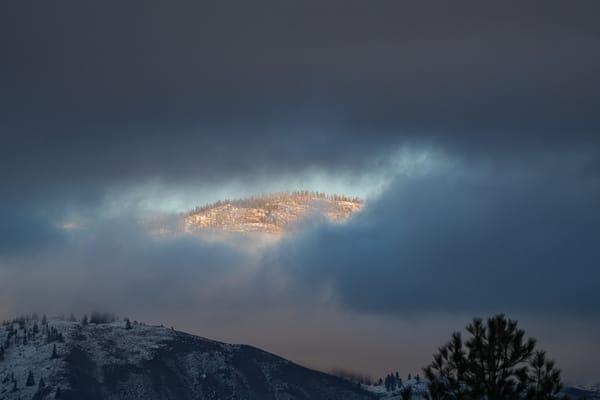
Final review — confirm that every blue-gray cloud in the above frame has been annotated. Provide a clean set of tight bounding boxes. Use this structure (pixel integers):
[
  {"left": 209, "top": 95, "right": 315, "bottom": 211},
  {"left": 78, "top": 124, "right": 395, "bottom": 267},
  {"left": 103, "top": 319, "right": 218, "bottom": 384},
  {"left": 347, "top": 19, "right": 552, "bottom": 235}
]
[
  {"left": 0, "top": 202, "right": 66, "bottom": 256},
  {"left": 1, "top": 153, "right": 599, "bottom": 384},
  {"left": 268, "top": 156, "right": 600, "bottom": 316}
]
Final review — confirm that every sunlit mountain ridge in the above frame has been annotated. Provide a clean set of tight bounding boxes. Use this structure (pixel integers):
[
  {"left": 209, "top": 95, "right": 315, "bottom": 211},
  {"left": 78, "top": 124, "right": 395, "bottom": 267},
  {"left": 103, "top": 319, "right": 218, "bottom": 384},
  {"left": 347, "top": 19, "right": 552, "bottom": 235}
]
[{"left": 182, "top": 191, "right": 363, "bottom": 234}]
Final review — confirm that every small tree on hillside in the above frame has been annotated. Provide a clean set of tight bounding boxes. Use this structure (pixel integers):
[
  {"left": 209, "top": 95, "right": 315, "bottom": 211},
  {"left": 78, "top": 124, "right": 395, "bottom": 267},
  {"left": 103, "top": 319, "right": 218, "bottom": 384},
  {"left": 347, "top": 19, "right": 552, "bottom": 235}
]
[
  {"left": 26, "top": 370, "right": 35, "bottom": 386},
  {"left": 401, "top": 385, "right": 413, "bottom": 400}
]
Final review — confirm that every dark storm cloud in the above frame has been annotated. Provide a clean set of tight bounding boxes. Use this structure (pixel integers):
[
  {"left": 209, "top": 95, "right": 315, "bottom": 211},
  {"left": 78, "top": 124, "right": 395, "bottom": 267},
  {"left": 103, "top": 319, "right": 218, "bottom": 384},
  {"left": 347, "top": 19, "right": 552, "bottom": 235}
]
[
  {"left": 1, "top": 0, "right": 600, "bottom": 195},
  {"left": 0, "top": 202, "right": 65, "bottom": 256},
  {"left": 268, "top": 156, "right": 600, "bottom": 316},
  {"left": 0, "top": 0, "right": 598, "bottom": 317}
]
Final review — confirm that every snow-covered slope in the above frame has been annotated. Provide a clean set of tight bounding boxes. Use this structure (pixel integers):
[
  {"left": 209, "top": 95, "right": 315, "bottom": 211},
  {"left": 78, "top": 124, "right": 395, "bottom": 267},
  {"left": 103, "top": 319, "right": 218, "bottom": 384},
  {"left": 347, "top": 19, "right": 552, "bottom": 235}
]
[
  {"left": 362, "top": 379, "right": 600, "bottom": 400},
  {"left": 0, "top": 316, "right": 374, "bottom": 400},
  {"left": 362, "top": 378, "right": 429, "bottom": 399},
  {"left": 562, "top": 385, "right": 600, "bottom": 400}
]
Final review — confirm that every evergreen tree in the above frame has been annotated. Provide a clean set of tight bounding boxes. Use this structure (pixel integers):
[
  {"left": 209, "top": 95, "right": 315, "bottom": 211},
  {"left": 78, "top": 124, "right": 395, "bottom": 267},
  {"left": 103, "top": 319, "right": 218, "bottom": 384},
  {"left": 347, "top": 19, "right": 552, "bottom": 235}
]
[
  {"left": 465, "top": 315, "right": 536, "bottom": 399},
  {"left": 51, "top": 344, "right": 58, "bottom": 359},
  {"left": 384, "top": 374, "right": 389, "bottom": 391},
  {"left": 384, "top": 373, "right": 397, "bottom": 391},
  {"left": 401, "top": 385, "right": 413, "bottom": 400},
  {"left": 125, "top": 318, "right": 132, "bottom": 330},
  {"left": 26, "top": 370, "right": 35, "bottom": 386},
  {"left": 524, "top": 351, "right": 562, "bottom": 400},
  {"left": 423, "top": 332, "right": 469, "bottom": 400},
  {"left": 424, "top": 314, "right": 562, "bottom": 400},
  {"left": 82, "top": 314, "right": 88, "bottom": 325}
]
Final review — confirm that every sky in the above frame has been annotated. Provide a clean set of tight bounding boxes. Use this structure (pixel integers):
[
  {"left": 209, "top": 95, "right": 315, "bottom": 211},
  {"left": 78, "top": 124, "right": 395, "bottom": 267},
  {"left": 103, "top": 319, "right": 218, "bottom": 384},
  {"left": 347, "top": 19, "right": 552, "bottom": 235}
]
[{"left": 1, "top": 0, "right": 600, "bottom": 385}]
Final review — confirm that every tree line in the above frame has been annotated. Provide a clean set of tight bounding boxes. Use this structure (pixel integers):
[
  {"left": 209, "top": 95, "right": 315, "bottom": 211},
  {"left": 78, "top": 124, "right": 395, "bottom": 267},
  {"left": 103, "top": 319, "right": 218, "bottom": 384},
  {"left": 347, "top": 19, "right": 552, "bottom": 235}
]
[{"left": 184, "top": 190, "right": 363, "bottom": 216}]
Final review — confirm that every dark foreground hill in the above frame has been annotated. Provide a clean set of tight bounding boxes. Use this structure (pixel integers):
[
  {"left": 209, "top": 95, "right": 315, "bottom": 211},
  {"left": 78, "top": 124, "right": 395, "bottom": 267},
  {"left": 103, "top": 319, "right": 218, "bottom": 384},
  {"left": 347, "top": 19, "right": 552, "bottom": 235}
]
[{"left": 0, "top": 316, "right": 375, "bottom": 400}]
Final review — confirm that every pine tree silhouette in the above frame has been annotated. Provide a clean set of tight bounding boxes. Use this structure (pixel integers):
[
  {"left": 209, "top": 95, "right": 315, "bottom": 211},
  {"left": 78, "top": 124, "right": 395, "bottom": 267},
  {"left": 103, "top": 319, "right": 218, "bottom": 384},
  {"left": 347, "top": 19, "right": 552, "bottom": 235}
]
[
  {"left": 524, "top": 351, "right": 562, "bottom": 400},
  {"left": 424, "top": 314, "right": 562, "bottom": 400}
]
